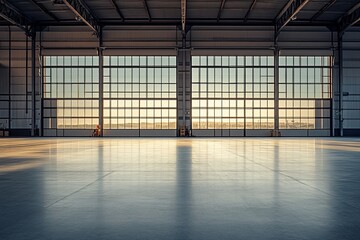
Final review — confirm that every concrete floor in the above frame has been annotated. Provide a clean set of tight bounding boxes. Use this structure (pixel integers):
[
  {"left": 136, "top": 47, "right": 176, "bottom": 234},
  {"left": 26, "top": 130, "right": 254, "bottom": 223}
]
[{"left": 0, "top": 138, "right": 360, "bottom": 240}]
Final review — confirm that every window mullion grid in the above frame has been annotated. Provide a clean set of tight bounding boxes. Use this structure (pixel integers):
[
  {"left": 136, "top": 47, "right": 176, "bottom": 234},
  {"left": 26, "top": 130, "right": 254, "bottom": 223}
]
[
  {"left": 235, "top": 57, "right": 238, "bottom": 129},
  {"left": 206, "top": 62, "right": 209, "bottom": 129}
]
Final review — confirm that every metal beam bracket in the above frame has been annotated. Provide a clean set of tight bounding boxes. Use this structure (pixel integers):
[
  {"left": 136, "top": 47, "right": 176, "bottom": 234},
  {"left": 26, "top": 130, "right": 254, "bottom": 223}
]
[
  {"left": 63, "top": 0, "right": 101, "bottom": 37},
  {"left": 244, "top": 0, "right": 257, "bottom": 22},
  {"left": 109, "top": 0, "right": 124, "bottom": 21},
  {"left": 311, "top": 0, "right": 337, "bottom": 22},
  {"left": 275, "top": 0, "right": 309, "bottom": 38},
  {"left": 217, "top": 0, "right": 226, "bottom": 22},
  {"left": 142, "top": 0, "right": 151, "bottom": 21},
  {"left": 337, "top": 6, "right": 360, "bottom": 35}
]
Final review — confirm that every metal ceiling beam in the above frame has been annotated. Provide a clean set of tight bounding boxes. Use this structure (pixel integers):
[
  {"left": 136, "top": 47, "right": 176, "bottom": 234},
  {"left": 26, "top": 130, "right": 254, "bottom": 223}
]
[
  {"left": 244, "top": 0, "right": 256, "bottom": 22},
  {"left": 337, "top": 3, "right": 360, "bottom": 35},
  {"left": 0, "top": 0, "right": 33, "bottom": 36},
  {"left": 310, "top": 0, "right": 336, "bottom": 22},
  {"left": 275, "top": 0, "right": 309, "bottom": 38},
  {"left": 29, "top": 0, "right": 59, "bottom": 21},
  {"left": 5, "top": 18, "right": 337, "bottom": 27},
  {"left": 63, "top": 0, "right": 100, "bottom": 36},
  {"left": 109, "top": 0, "right": 124, "bottom": 21},
  {"left": 181, "top": 0, "right": 186, "bottom": 34},
  {"left": 217, "top": 0, "right": 226, "bottom": 22},
  {"left": 142, "top": 0, "right": 151, "bottom": 21}
]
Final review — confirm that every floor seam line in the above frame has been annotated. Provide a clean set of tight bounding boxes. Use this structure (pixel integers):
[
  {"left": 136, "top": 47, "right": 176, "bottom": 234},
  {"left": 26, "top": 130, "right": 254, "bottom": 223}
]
[
  {"left": 278, "top": 172, "right": 360, "bottom": 210},
  {"left": 45, "top": 171, "right": 113, "bottom": 208},
  {"left": 228, "top": 148, "right": 360, "bottom": 211}
]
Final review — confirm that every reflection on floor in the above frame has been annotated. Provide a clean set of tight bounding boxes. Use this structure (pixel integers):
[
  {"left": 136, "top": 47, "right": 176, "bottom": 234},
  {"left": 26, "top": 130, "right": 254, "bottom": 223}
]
[{"left": 1, "top": 138, "right": 360, "bottom": 240}]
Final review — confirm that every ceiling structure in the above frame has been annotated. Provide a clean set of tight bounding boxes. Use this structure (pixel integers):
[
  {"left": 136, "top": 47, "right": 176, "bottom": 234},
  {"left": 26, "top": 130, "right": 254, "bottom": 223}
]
[{"left": 0, "top": 0, "right": 359, "bottom": 35}]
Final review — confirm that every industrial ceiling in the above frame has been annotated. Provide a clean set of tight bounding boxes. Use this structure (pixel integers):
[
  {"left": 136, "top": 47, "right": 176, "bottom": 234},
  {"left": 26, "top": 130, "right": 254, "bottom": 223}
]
[{"left": 0, "top": 0, "right": 359, "bottom": 37}]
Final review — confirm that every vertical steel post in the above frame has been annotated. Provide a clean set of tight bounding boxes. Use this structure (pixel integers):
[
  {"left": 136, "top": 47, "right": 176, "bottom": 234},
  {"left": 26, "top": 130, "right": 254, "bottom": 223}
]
[
  {"left": 98, "top": 28, "right": 104, "bottom": 136},
  {"left": 182, "top": 34, "right": 186, "bottom": 125},
  {"left": 274, "top": 44, "right": 280, "bottom": 132},
  {"left": 177, "top": 28, "right": 191, "bottom": 135},
  {"left": 338, "top": 32, "right": 344, "bottom": 137},
  {"left": 39, "top": 32, "right": 43, "bottom": 136},
  {"left": 31, "top": 30, "right": 37, "bottom": 136},
  {"left": 8, "top": 26, "right": 11, "bottom": 131},
  {"left": 25, "top": 35, "right": 28, "bottom": 114}
]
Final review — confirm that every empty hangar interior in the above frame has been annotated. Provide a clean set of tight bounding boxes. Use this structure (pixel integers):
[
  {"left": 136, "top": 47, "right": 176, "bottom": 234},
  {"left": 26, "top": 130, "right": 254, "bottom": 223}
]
[
  {"left": 0, "top": 0, "right": 360, "bottom": 138},
  {"left": 2, "top": 1, "right": 360, "bottom": 240}
]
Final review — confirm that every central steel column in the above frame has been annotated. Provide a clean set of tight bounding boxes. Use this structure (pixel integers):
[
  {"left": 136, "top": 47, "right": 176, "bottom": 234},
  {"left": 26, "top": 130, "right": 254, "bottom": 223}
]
[
  {"left": 274, "top": 45, "right": 280, "bottom": 132},
  {"left": 98, "top": 28, "right": 104, "bottom": 136},
  {"left": 182, "top": 35, "right": 186, "bottom": 124},
  {"left": 31, "top": 30, "right": 37, "bottom": 136},
  {"left": 177, "top": 30, "right": 192, "bottom": 134},
  {"left": 338, "top": 32, "right": 344, "bottom": 137},
  {"left": 8, "top": 27, "right": 11, "bottom": 131}
]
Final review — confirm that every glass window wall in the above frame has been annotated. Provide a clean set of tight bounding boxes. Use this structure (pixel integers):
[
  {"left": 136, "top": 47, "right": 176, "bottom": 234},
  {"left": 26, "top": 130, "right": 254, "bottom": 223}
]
[
  {"left": 103, "top": 56, "right": 177, "bottom": 129},
  {"left": 279, "top": 56, "right": 331, "bottom": 129},
  {"left": 43, "top": 56, "right": 99, "bottom": 130},
  {"left": 192, "top": 56, "right": 275, "bottom": 129}
]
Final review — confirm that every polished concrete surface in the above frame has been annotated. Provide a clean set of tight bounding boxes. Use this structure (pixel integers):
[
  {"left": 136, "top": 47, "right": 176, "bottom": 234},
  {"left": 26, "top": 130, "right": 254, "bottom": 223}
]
[{"left": 1, "top": 138, "right": 360, "bottom": 240}]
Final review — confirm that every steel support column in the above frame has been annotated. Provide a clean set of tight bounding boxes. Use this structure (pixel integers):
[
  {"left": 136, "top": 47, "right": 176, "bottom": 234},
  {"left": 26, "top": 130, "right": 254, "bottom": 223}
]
[
  {"left": 177, "top": 33, "right": 191, "bottom": 135},
  {"left": 39, "top": 32, "right": 43, "bottom": 136},
  {"left": 31, "top": 30, "right": 36, "bottom": 136},
  {"left": 274, "top": 45, "right": 280, "bottom": 132},
  {"left": 182, "top": 36, "right": 186, "bottom": 125},
  {"left": 8, "top": 26, "right": 11, "bottom": 131},
  {"left": 98, "top": 28, "right": 104, "bottom": 136},
  {"left": 338, "top": 33, "right": 343, "bottom": 136}
]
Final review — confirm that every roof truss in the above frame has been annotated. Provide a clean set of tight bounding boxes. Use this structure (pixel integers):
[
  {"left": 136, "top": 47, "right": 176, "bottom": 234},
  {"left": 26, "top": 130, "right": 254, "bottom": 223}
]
[
  {"left": 311, "top": 0, "right": 336, "bottom": 22},
  {"left": 337, "top": 3, "right": 360, "bottom": 35},
  {"left": 29, "top": 0, "right": 59, "bottom": 21},
  {"left": 142, "top": 0, "right": 151, "bottom": 21},
  {"left": 63, "top": 0, "right": 100, "bottom": 36},
  {"left": 217, "top": 0, "right": 226, "bottom": 22},
  {"left": 109, "top": 0, "right": 124, "bottom": 21},
  {"left": 0, "top": 0, "right": 33, "bottom": 36},
  {"left": 244, "top": 0, "right": 257, "bottom": 22},
  {"left": 275, "top": 0, "right": 309, "bottom": 38}
]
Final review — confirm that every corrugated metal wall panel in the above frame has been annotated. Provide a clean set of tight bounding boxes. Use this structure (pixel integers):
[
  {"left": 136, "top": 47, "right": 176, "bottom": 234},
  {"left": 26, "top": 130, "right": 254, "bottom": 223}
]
[
  {"left": 0, "top": 27, "right": 41, "bottom": 132},
  {"left": 341, "top": 47, "right": 360, "bottom": 132},
  {"left": 332, "top": 28, "right": 360, "bottom": 135}
]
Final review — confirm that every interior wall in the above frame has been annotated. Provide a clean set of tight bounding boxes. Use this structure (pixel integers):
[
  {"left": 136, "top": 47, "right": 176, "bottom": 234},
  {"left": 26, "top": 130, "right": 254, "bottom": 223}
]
[
  {"left": 342, "top": 30, "right": 360, "bottom": 136},
  {"left": 0, "top": 25, "right": 359, "bottom": 136},
  {"left": 0, "top": 26, "right": 41, "bottom": 136},
  {"left": 0, "top": 27, "right": 11, "bottom": 131}
]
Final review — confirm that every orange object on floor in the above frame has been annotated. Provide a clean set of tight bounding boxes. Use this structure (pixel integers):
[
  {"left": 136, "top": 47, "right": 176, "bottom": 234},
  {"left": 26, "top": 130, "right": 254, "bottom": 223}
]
[{"left": 92, "top": 125, "right": 101, "bottom": 137}]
